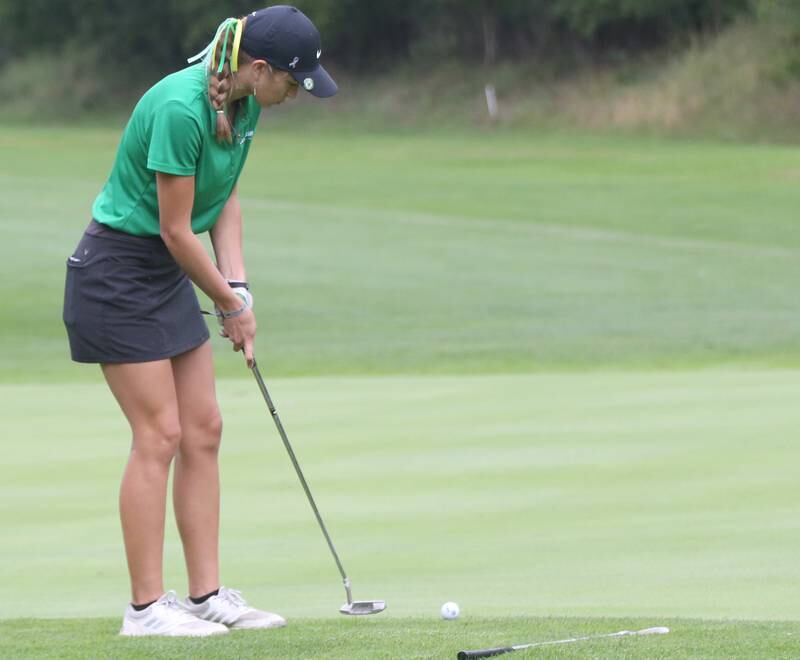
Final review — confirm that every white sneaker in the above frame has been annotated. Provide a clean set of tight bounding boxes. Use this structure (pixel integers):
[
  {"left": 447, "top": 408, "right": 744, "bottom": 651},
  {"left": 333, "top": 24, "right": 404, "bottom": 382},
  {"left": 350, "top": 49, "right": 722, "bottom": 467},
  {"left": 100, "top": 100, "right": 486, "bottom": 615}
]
[
  {"left": 119, "top": 591, "right": 229, "bottom": 637},
  {"left": 181, "top": 586, "right": 287, "bottom": 630}
]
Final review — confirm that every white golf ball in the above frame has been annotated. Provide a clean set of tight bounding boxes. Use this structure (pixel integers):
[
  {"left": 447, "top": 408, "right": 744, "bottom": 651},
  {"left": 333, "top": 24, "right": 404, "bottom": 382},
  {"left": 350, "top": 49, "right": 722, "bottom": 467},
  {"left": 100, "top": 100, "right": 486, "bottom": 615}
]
[{"left": 440, "top": 601, "right": 460, "bottom": 620}]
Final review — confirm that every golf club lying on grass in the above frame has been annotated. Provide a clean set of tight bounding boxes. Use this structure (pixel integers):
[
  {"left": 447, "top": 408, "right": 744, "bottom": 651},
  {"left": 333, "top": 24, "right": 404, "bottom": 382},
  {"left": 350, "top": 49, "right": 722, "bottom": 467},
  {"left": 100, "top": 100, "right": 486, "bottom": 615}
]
[
  {"left": 457, "top": 626, "right": 669, "bottom": 658},
  {"left": 250, "top": 359, "right": 386, "bottom": 616}
]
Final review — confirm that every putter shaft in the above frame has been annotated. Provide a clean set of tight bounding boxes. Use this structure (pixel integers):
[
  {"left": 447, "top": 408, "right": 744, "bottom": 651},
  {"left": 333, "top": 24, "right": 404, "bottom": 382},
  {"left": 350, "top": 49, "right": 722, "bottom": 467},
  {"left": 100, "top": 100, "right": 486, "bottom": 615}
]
[{"left": 251, "top": 361, "right": 352, "bottom": 600}]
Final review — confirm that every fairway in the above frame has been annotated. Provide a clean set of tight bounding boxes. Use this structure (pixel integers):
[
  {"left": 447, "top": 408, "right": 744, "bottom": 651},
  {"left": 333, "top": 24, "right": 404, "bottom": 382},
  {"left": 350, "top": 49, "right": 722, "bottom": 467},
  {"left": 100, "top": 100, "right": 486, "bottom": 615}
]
[
  {"left": 1, "top": 127, "right": 799, "bottom": 381},
  {"left": 1, "top": 125, "right": 799, "bottom": 657}
]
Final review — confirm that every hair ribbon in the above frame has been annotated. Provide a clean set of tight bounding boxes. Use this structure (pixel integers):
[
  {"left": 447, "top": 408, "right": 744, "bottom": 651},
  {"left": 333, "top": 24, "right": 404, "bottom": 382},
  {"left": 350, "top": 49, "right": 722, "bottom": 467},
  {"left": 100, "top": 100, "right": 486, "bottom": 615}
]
[{"left": 186, "top": 17, "right": 239, "bottom": 71}]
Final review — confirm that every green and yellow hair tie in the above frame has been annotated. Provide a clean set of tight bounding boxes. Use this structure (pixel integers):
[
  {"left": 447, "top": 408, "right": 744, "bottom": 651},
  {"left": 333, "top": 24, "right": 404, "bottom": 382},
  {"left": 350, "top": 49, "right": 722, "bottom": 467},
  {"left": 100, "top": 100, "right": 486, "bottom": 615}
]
[
  {"left": 187, "top": 17, "right": 244, "bottom": 73},
  {"left": 231, "top": 19, "right": 243, "bottom": 72}
]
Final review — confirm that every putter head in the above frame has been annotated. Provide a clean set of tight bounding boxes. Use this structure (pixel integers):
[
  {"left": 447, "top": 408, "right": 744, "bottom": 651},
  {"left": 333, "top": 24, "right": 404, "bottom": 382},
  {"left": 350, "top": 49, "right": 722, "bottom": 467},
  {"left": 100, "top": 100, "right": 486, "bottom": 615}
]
[{"left": 339, "top": 600, "right": 386, "bottom": 616}]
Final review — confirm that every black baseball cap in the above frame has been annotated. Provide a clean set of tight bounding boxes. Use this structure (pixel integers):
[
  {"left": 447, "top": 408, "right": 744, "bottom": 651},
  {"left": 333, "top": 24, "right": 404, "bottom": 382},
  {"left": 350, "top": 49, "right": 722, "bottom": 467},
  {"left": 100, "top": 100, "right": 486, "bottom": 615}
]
[{"left": 241, "top": 5, "right": 337, "bottom": 98}]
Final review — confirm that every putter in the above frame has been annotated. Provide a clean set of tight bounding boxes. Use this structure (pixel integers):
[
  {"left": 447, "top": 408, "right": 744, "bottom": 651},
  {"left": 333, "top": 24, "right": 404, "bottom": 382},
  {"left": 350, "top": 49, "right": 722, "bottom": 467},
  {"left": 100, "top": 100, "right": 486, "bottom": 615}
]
[
  {"left": 250, "top": 359, "right": 386, "bottom": 616},
  {"left": 457, "top": 626, "right": 669, "bottom": 659}
]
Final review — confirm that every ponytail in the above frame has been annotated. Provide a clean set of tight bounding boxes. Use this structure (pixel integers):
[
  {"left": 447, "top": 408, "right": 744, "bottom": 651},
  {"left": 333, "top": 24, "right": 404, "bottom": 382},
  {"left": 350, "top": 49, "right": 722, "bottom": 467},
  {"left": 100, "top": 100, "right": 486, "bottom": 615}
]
[
  {"left": 210, "top": 64, "right": 234, "bottom": 143},
  {"left": 187, "top": 17, "right": 250, "bottom": 144}
]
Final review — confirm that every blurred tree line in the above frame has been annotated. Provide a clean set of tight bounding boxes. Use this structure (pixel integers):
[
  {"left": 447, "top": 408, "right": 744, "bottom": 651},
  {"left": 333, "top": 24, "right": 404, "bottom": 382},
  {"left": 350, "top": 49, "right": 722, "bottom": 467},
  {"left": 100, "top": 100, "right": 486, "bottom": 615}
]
[
  {"left": 0, "top": 0, "right": 759, "bottom": 76},
  {"left": 1, "top": 0, "right": 798, "bottom": 117}
]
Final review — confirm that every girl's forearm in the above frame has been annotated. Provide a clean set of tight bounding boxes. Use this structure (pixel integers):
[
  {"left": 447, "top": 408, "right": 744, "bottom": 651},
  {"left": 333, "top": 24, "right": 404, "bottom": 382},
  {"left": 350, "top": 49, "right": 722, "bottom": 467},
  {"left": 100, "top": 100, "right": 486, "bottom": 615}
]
[
  {"left": 210, "top": 191, "right": 246, "bottom": 281},
  {"left": 162, "top": 227, "right": 241, "bottom": 312},
  {"left": 156, "top": 173, "right": 242, "bottom": 312}
]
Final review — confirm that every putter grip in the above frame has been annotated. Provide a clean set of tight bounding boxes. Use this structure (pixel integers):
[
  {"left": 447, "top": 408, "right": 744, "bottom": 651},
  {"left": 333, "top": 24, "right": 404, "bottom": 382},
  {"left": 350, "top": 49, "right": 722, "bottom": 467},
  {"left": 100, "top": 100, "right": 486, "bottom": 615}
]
[{"left": 457, "top": 647, "right": 515, "bottom": 659}]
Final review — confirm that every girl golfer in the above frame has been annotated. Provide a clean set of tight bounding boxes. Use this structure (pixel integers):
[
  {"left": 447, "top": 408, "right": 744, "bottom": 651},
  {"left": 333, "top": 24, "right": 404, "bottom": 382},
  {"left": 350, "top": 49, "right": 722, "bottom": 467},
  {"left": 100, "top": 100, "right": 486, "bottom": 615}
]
[{"left": 62, "top": 6, "right": 336, "bottom": 637}]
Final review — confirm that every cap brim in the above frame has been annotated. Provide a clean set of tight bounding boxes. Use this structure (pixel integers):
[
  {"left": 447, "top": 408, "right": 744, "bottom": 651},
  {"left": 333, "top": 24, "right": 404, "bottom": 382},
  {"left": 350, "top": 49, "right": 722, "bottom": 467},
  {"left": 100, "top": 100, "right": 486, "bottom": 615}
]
[{"left": 292, "top": 64, "right": 337, "bottom": 98}]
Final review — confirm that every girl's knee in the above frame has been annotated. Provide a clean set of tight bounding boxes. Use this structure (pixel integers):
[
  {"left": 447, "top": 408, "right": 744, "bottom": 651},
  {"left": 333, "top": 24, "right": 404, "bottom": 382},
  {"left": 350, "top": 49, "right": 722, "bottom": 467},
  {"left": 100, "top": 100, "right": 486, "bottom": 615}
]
[
  {"left": 205, "top": 409, "right": 223, "bottom": 442},
  {"left": 180, "top": 408, "right": 223, "bottom": 457},
  {"left": 133, "top": 417, "right": 182, "bottom": 464}
]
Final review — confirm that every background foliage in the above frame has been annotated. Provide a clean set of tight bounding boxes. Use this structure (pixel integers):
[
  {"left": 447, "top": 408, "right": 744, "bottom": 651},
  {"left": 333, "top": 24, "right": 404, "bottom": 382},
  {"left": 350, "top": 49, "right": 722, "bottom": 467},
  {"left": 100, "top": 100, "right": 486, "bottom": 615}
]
[
  {"left": 0, "top": 0, "right": 759, "bottom": 78},
  {"left": 0, "top": 0, "right": 798, "bottom": 134}
]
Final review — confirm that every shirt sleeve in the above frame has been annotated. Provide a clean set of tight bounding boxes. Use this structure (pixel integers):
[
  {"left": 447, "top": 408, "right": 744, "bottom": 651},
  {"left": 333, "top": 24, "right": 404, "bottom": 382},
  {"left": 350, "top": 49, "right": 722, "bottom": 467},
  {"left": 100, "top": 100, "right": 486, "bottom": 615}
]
[{"left": 147, "top": 101, "right": 202, "bottom": 175}]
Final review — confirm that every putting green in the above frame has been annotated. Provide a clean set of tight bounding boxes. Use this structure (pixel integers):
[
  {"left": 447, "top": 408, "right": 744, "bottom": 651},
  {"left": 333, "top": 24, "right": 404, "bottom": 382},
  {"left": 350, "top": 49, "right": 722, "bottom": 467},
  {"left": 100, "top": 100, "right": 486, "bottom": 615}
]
[
  {"left": 2, "top": 370, "right": 798, "bottom": 621},
  {"left": 1, "top": 126, "right": 799, "bottom": 656}
]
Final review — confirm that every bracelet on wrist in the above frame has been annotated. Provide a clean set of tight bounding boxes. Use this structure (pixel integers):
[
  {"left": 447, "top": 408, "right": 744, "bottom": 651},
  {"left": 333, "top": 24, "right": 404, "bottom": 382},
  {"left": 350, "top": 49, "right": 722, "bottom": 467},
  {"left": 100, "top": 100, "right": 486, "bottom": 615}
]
[
  {"left": 218, "top": 301, "right": 248, "bottom": 320},
  {"left": 226, "top": 279, "right": 249, "bottom": 290}
]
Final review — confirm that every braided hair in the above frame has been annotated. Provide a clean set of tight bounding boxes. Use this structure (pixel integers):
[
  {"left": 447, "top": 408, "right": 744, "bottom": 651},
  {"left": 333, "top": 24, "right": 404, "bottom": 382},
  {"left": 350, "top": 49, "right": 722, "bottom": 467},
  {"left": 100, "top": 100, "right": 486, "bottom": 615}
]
[{"left": 189, "top": 17, "right": 253, "bottom": 143}]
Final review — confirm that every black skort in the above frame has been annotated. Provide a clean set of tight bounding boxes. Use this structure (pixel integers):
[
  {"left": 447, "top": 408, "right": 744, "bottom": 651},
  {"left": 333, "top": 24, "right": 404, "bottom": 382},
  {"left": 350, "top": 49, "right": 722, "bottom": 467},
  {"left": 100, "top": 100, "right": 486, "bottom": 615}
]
[{"left": 63, "top": 220, "right": 210, "bottom": 364}]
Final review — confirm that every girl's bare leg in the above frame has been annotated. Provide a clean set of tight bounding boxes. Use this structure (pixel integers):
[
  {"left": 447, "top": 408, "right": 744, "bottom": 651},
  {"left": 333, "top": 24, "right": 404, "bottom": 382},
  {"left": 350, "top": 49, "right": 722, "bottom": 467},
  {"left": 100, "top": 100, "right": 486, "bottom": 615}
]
[
  {"left": 170, "top": 341, "right": 223, "bottom": 598},
  {"left": 102, "top": 360, "right": 181, "bottom": 605}
]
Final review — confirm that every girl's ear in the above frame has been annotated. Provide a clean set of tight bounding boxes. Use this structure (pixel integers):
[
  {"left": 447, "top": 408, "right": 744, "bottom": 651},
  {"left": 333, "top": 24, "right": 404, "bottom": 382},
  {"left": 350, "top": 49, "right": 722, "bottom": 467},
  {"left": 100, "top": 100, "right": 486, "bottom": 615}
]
[
  {"left": 249, "top": 60, "right": 268, "bottom": 75},
  {"left": 248, "top": 60, "right": 269, "bottom": 85}
]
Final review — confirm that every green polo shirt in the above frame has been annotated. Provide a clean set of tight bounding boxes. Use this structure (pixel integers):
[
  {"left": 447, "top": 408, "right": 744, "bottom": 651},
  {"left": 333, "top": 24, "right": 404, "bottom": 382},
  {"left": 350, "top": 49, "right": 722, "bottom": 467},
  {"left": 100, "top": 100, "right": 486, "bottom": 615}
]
[{"left": 92, "top": 63, "right": 260, "bottom": 236}]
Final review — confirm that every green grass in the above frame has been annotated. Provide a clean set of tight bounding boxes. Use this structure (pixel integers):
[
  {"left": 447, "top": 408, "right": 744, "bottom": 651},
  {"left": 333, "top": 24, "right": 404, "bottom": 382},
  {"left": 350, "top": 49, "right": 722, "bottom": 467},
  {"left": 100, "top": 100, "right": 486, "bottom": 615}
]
[
  {"left": 3, "top": 617, "right": 800, "bottom": 659},
  {"left": 2, "top": 372, "right": 800, "bottom": 657},
  {"left": 4, "top": 371, "right": 800, "bottom": 620},
  {"left": 0, "top": 126, "right": 799, "bottom": 382},
  {"left": 0, "top": 124, "right": 798, "bottom": 657}
]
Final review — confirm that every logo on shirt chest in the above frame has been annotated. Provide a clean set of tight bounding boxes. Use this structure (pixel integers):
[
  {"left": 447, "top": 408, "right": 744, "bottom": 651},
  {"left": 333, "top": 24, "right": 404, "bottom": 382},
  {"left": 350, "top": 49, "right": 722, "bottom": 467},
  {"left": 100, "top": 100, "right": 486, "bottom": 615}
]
[{"left": 239, "top": 130, "right": 255, "bottom": 145}]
